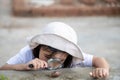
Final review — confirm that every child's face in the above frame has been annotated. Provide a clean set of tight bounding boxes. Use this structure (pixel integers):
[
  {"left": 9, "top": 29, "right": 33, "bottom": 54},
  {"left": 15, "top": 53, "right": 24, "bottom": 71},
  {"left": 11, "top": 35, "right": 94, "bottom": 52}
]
[{"left": 39, "top": 45, "right": 68, "bottom": 63}]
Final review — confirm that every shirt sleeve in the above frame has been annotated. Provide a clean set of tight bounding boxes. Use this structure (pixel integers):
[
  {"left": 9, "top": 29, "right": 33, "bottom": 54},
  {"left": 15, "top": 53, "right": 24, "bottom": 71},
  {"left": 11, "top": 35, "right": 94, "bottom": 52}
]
[
  {"left": 7, "top": 46, "right": 33, "bottom": 64},
  {"left": 82, "top": 53, "right": 93, "bottom": 67},
  {"left": 71, "top": 52, "right": 93, "bottom": 68}
]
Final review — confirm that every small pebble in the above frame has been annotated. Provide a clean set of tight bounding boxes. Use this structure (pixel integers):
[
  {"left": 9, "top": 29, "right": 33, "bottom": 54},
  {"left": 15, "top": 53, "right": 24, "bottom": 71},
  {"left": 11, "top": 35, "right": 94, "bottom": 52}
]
[{"left": 50, "top": 71, "right": 61, "bottom": 78}]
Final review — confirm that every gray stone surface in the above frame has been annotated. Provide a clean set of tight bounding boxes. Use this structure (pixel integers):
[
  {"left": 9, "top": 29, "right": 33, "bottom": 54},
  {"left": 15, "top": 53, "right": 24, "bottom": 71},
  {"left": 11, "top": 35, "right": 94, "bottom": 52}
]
[
  {"left": 0, "top": 67, "right": 120, "bottom": 80},
  {"left": 0, "top": 16, "right": 120, "bottom": 80}
]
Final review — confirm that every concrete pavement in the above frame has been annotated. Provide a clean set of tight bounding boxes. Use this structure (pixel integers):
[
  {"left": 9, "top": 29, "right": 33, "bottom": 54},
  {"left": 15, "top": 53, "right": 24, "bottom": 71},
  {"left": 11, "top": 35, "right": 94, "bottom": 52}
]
[{"left": 0, "top": 16, "right": 120, "bottom": 80}]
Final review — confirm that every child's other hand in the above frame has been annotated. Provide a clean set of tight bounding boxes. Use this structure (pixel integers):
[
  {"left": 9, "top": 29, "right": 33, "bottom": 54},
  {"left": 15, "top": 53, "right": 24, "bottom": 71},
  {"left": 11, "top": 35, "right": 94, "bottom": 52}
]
[{"left": 89, "top": 68, "right": 109, "bottom": 78}]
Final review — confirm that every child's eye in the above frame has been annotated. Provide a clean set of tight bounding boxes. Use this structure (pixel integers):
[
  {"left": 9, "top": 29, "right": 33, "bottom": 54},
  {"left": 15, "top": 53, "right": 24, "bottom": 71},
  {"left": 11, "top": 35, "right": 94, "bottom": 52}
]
[{"left": 45, "top": 55, "right": 51, "bottom": 59}]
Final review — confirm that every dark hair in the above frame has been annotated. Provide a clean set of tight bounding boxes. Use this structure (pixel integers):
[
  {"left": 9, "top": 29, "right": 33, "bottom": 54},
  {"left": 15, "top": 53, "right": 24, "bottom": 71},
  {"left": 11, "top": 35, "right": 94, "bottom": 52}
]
[
  {"left": 62, "top": 54, "right": 73, "bottom": 68},
  {"left": 32, "top": 45, "right": 41, "bottom": 58},
  {"left": 32, "top": 45, "right": 73, "bottom": 68}
]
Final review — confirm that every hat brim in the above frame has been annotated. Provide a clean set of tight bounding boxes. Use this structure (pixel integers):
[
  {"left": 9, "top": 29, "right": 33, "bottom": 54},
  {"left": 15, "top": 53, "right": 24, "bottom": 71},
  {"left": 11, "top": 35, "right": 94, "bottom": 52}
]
[{"left": 28, "top": 34, "right": 84, "bottom": 60}]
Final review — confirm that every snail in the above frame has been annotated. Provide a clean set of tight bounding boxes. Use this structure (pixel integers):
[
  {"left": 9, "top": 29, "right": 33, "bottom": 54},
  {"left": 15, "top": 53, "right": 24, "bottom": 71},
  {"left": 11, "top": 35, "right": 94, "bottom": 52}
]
[{"left": 50, "top": 71, "right": 61, "bottom": 78}]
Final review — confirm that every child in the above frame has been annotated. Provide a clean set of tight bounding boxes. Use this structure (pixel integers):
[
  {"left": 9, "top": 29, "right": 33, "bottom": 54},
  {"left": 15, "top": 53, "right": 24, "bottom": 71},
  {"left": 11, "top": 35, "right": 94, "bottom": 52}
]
[{"left": 0, "top": 22, "right": 109, "bottom": 78}]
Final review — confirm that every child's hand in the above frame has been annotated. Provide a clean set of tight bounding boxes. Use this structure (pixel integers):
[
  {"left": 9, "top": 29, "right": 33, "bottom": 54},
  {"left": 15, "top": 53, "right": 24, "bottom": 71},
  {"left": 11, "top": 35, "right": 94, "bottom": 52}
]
[
  {"left": 89, "top": 68, "right": 109, "bottom": 78},
  {"left": 27, "top": 58, "right": 48, "bottom": 70}
]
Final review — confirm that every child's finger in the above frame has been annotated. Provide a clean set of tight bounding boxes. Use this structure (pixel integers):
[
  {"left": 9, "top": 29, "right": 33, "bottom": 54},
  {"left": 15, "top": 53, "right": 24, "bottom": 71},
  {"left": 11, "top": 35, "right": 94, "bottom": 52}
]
[
  {"left": 89, "top": 72, "right": 92, "bottom": 76},
  {"left": 44, "top": 61, "right": 48, "bottom": 68},
  {"left": 98, "top": 69, "right": 103, "bottom": 77},
  {"left": 102, "top": 68, "right": 109, "bottom": 77},
  {"left": 91, "top": 70, "right": 95, "bottom": 78}
]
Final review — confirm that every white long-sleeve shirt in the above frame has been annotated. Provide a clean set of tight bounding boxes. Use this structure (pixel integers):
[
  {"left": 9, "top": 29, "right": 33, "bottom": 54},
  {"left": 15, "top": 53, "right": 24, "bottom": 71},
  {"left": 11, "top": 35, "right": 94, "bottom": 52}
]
[{"left": 7, "top": 45, "right": 93, "bottom": 67}]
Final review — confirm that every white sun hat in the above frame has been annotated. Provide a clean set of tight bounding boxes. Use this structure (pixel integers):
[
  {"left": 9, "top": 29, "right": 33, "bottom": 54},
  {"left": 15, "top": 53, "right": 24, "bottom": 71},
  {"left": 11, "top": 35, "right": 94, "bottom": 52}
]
[{"left": 28, "top": 22, "right": 84, "bottom": 60}]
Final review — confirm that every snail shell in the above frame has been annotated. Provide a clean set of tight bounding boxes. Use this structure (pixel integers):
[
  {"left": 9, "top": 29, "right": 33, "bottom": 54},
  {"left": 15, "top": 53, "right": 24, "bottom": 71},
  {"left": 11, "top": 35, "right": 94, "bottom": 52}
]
[{"left": 50, "top": 71, "right": 61, "bottom": 78}]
